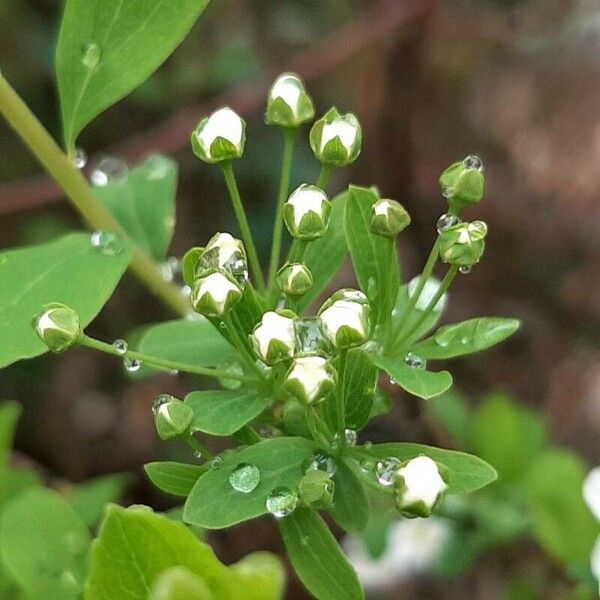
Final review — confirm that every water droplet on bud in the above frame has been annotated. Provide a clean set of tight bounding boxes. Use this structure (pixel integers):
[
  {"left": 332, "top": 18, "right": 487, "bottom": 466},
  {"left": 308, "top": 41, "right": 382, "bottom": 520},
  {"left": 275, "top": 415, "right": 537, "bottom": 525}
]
[
  {"left": 463, "top": 154, "right": 484, "bottom": 171},
  {"left": 152, "top": 394, "right": 172, "bottom": 414},
  {"left": 459, "top": 265, "right": 472, "bottom": 274},
  {"left": 436, "top": 213, "right": 461, "bottom": 234}
]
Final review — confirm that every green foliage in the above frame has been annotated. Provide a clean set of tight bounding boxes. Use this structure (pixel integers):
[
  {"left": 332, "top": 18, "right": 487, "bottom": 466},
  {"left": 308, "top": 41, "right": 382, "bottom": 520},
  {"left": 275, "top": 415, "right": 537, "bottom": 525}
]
[
  {"left": 145, "top": 462, "right": 206, "bottom": 497},
  {"left": 0, "top": 401, "right": 21, "bottom": 467},
  {"left": 330, "top": 459, "right": 370, "bottom": 532}
]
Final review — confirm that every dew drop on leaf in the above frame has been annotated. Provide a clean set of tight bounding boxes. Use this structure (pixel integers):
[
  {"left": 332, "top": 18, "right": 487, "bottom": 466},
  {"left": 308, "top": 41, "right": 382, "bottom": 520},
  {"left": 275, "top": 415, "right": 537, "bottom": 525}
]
[
  {"left": 209, "top": 456, "right": 223, "bottom": 469},
  {"left": 404, "top": 352, "right": 427, "bottom": 370},
  {"left": 376, "top": 457, "right": 401, "bottom": 486},
  {"left": 266, "top": 487, "right": 298, "bottom": 518},
  {"left": 73, "top": 147, "right": 87, "bottom": 169},
  {"left": 229, "top": 463, "right": 261, "bottom": 493},
  {"left": 306, "top": 451, "right": 337, "bottom": 476},
  {"left": 89, "top": 156, "right": 128, "bottom": 187},
  {"left": 90, "top": 231, "right": 123, "bottom": 256},
  {"left": 81, "top": 42, "right": 101, "bottom": 69},
  {"left": 112, "top": 339, "right": 128, "bottom": 355}
]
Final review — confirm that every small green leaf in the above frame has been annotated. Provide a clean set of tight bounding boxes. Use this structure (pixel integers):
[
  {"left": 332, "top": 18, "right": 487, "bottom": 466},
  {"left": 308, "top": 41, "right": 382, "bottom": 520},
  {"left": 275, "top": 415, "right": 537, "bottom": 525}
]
[
  {"left": 0, "top": 467, "right": 42, "bottom": 506},
  {"left": 150, "top": 567, "right": 213, "bottom": 600},
  {"left": 94, "top": 155, "right": 178, "bottom": 261},
  {"left": 56, "top": 0, "right": 210, "bottom": 149},
  {"left": 0, "top": 401, "right": 21, "bottom": 467},
  {"left": 350, "top": 442, "right": 497, "bottom": 494},
  {"left": 0, "top": 233, "right": 132, "bottom": 368},
  {"left": 369, "top": 354, "right": 452, "bottom": 400},
  {"left": 278, "top": 507, "right": 364, "bottom": 600},
  {"left": 185, "top": 391, "right": 270, "bottom": 436},
  {"left": 331, "top": 459, "right": 369, "bottom": 532},
  {"left": 229, "top": 552, "right": 285, "bottom": 600},
  {"left": 298, "top": 191, "right": 348, "bottom": 311},
  {"left": 411, "top": 317, "right": 520, "bottom": 359},
  {"left": 0, "top": 489, "right": 91, "bottom": 600},
  {"left": 184, "top": 437, "right": 316, "bottom": 529},
  {"left": 139, "top": 319, "right": 237, "bottom": 369},
  {"left": 145, "top": 462, "right": 206, "bottom": 497}
]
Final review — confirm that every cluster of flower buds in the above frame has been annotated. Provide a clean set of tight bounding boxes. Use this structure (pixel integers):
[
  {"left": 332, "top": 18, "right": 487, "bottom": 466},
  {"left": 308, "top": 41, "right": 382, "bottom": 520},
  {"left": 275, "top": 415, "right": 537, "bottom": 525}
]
[
  {"left": 152, "top": 394, "right": 194, "bottom": 441},
  {"left": 310, "top": 107, "right": 362, "bottom": 167},
  {"left": 191, "top": 107, "right": 246, "bottom": 164},
  {"left": 438, "top": 220, "right": 488, "bottom": 267},
  {"left": 34, "top": 303, "right": 81, "bottom": 353},
  {"left": 439, "top": 155, "right": 485, "bottom": 215},
  {"left": 283, "top": 184, "right": 331, "bottom": 241},
  {"left": 370, "top": 198, "right": 411, "bottom": 238},
  {"left": 266, "top": 73, "right": 315, "bottom": 129}
]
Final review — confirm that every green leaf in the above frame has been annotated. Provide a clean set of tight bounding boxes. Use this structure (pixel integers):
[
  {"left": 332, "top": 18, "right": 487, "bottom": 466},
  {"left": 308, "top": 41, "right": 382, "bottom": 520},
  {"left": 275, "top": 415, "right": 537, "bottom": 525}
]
[
  {"left": 0, "top": 401, "right": 21, "bottom": 467},
  {"left": 150, "top": 567, "right": 213, "bottom": 600},
  {"left": 369, "top": 354, "right": 452, "bottom": 400},
  {"left": 228, "top": 552, "right": 285, "bottom": 600},
  {"left": 145, "top": 462, "right": 206, "bottom": 497},
  {"left": 331, "top": 459, "right": 369, "bottom": 532},
  {"left": 0, "top": 489, "right": 91, "bottom": 600},
  {"left": 527, "top": 449, "right": 600, "bottom": 567},
  {"left": 65, "top": 473, "right": 131, "bottom": 527},
  {"left": 299, "top": 191, "right": 348, "bottom": 311},
  {"left": 0, "top": 233, "right": 132, "bottom": 368},
  {"left": 344, "top": 185, "right": 399, "bottom": 323},
  {"left": 185, "top": 391, "right": 270, "bottom": 436},
  {"left": 411, "top": 317, "right": 520, "bottom": 359},
  {"left": 472, "top": 392, "right": 547, "bottom": 482},
  {"left": 184, "top": 437, "right": 316, "bottom": 529},
  {"left": 278, "top": 507, "right": 364, "bottom": 600},
  {"left": 94, "top": 155, "right": 177, "bottom": 261},
  {"left": 349, "top": 442, "right": 497, "bottom": 494},
  {"left": 0, "top": 467, "right": 42, "bottom": 506},
  {"left": 139, "top": 319, "right": 237, "bottom": 369},
  {"left": 56, "top": 0, "right": 210, "bottom": 149},
  {"left": 85, "top": 505, "right": 284, "bottom": 600}
]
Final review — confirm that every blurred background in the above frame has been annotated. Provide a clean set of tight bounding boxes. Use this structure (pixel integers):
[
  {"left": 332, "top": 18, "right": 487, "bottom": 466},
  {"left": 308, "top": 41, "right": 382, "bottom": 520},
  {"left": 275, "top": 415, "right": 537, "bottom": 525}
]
[{"left": 1, "top": 0, "right": 600, "bottom": 598}]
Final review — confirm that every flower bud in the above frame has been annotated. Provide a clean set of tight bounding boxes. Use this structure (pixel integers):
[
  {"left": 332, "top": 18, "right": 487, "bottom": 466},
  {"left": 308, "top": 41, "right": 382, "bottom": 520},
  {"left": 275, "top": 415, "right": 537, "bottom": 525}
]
[
  {"left": 283, "top": 184, "right": 331, "bottom": 240},
  {"left": 197, "top": 232, "right": 248, "bottom": 285},
  {"left": 191, "top": 107, "right": 246, "bottom": 164},
  {"left": 284, "top": 356, "right": 337, "bottom": 405},
  {"left": 182, "top": 247, "right": 203, "bottom": 286},
  {"left": 277, "top": 263, "right": 313, "bottom": 297},
  {"left": 34, "top": 303, "right": 81, "bottom": 353},
  {"left": 152, "top": 394, "right": 194, "bottom": 441},
  {"left": 318, "top": 294, "right": 370, "bottom": 349},
  {"left": 319, "top": 288, "right": 369, "bottom": 312},
  {"left": 298, "top": 470, "right": 335, "bottom": 507},
  {"left": 191, "top": 271, "right": 242, "bottom": 317},
  {"left": 439, "top": 155, "right": 485, "bottom": 214},
  {"left": 394, "top": 456, "right": 448, "bottom": 518},
  {"left": 370, "top": 199, "right": 411, "bottom": 237},
  {"left": 266, "top": 73, "right": 315, "bottom": 129},
  {"left": 251, "top": 310, "right": 296, "bottom": 365},
  {"left": 438, "top": 220, "right": 487, "bottom": 267},
  {"left": 310, "top": 107, "right": 362, "bottom": 167}
]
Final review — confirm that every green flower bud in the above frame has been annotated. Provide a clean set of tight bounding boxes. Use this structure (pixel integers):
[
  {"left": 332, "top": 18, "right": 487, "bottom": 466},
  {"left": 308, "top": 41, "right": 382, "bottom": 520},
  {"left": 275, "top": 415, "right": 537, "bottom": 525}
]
[
  {"left": 266, "top": 73, "right": 315, "bottom": 128},
  {"left": 309, "top": 107, "right": 362, "bottom": 167},
  {"left": 197, "top": 232, "right": 248, "bottom": 285},
  {"left": 251, "top": 310, "right": 297, "bottom": 365},
  {"left": 439, "top": 155, "right": 485, "bottom": 214},
  {"left": 370, "top": 199, "right": 411, "bottom": 237},
  {"left": 438, "top": 220, "right": 487, "bottom": 267},
  {"left": 276, "top": 263, "right": 313, "bottom": 297},
  {"left": 182, "top": 247, "right": 203, "bottom": 286},
  {"left": 191, "top": 270, "right": 242, "bottom": 317},
  {"left": 34, "top": 303, "right": 81, "bottom": 353},
  {"left": 191, "top": 107, "right": 246, "bottom": 164},
  {"left": 393, "top": 456, "right": 448, "bottom": 518},
  {"left": 283, "top": 184, "right": 331, "bottom": 240},
  {"left": 318, "top": 293, "right": 371, "bottom": 349},
  {"left": 284, "top": 356, "right": 337, "bottom": 405},
  {"left": 298, "top": 470, "right": 335, "bottom": 508},
  {"left": 152, "top": 394, "right": 193, "bottom": 441}
]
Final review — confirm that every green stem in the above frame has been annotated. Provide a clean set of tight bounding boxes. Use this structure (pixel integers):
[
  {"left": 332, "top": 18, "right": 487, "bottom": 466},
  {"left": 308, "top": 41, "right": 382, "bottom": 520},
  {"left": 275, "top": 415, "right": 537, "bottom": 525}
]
[
  {"left": 220, "top": 161, "right": 265, "bottom": 291},
  {"left": 317, "top": 164, "right": 333, "bottom": 190},
  {"left": 291, "top": 239, "right": 308, "bottom": 264},
  {"left": 185, "top": 435, "right": 214, "bottom": 461},
  {"left": 233, "top": 425, "right": 262, "bottom": 445},
  {"left": 0, "top": 74, "right": 190, "bottom": 317},
  {"left": 80, "top": 334, "right": 256, "bottom": 382},
  {"left": 335, "top": 349, "right": 348, "bottom": 448},
  {"left": 268, "top": 128, "right": 297, "bottom": 289},
  {"left": 222, "top": 314, "right": 265, "bottom": 381}
]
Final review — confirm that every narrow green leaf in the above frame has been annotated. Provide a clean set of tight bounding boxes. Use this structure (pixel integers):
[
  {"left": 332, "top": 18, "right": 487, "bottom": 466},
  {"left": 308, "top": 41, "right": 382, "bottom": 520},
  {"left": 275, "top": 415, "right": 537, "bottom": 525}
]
[
  {"left": 139, "top": 319, "right": 237, "bottom": 369},
  {"left": 184, "top": 437, "right": 316, "bottom": 529},
  {"left": 349, "top": 442, "right": 497, "bottom": 494},
  {"left": 344, "top": 185, "right": 399, "bottom": 323},
  {"left": 94, "top": 155, "right": 177, "bottom": 261},
  {"left": 145, "top": 462, "right": 206, "bottom": 497},
  {"left": 299, "top": 192, "right": 348, "bottom": 311},
  {"left": 56, "top": 0, "right": 210, "bottom": 149},
  {"left": 369, "top": 354, "right": 452, "bottom": 400},
  {"left": 0, "top": 489, "right": 91, "bottom": 600},
  {"left": 0, "top": 401, "right": 21, "bottom": 467},
  {"left": 331, "top": 459, "right": 369, "bottom": 532},
  {"left": 411, "top": 317, "right": 520, "bottom": 359},
  {"left": 185, "top": 391, "right": 270, "bottom": 436},
  {"left": 0, "top": 233, "right": 132, "bottom": 368},
  {"left": 278, "top": 507, "right": 364, "bottom": 600}
]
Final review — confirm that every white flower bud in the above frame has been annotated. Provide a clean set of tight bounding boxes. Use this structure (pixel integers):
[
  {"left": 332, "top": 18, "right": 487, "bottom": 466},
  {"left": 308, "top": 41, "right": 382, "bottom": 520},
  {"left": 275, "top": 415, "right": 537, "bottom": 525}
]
[
  {"left": 34, "top": 303, "right": 81, "bottom": 353},
  {"left": 198, "top": 232, "right": 248, "bottom": 284},
  {"left": 266, "top": 73, "right": 315, "bottom": 128},
  {"left": 191, "top": 271, "right": 242, "bottom": 317},
  {"left": 277, "top": 263, "right": 313, "bottom": 297},
  {"left": 284, "top": 356, "right": 337, "bottom": 405},
  {"left": 310, "top": 107, "right": 362, "bottom": 167},
  {"left": 283, "top": 184, "right": 331, "bottom": 240},
  {"left": 370, "top": 199, "right": 411, "bottom": 237},
  {"left": 153, "top": 394, "right": 193, "bottom": 441},
  {"left": 251, "top": 311, "right": 296, "bottom": 365},
  {"left": 319, "top": 299, "right": 370, "bottom": 349},
  {"left": 191, "top": 107, "right": 246, "bottom": 164},
  {"left": 394, "top": 456, "right": 448, "bottom": 518}
]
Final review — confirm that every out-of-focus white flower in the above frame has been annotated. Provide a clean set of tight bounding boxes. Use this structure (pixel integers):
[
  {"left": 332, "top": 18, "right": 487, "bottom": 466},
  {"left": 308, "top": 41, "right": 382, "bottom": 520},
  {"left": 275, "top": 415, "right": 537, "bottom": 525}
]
[
  {"left": 251, "top": 311, "right": 296, "bottom": 365},
  {"left": 395, "top": 456, "right": 448, "bottom": 518},
  {"left": 284, "top": 356, "right": 336, "bottom": 405},
  {"left": 583, "top": 466, "right": 600, "bottom": 592},
  {"left": 191, "top": 107, "right": 246, "bottom": 163}
]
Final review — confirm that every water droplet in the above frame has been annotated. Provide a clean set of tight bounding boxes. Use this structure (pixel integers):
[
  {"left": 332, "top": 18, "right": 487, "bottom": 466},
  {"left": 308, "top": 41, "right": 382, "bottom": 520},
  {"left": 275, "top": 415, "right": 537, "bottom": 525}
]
[
  {"left": 194, "top": 450, "right": 203, "bottom": 460},
  {"left": 229, "top": 463, "right": 260, "bottom": 493},
  {"left": 436, "top": 213, "right": 461, "bottom": 234},
  {"left": 266, "top": 487, "right": 298, "bottom": 518},
  {"left": 389, "top": 377, "right": 398, "bottom": 386},
  {"left": 145, "top": 154, "right": 172, "bottom": 181},
  {"left": 152, "top": 394, "right": 172, "bottom": 414},
  {"left": 124, "top": 357, "right": 142, "bottom": 373},
  {"left": 468, "top": 220, "right": 488, "bottom": 240},
  {"left": 209, "top": 456, "right": 223, "bottom": 469},
  {"left": 376, "top": 457, "right": 401, "bottom": 486},
  {"left": 73, "top": 147, "right": 87, "bottom": 169},
  {"left": 459, "top": 265, "right": 472, "bottom": 274},
  {"left": 294, "top": 317, "right": 331, "bottom": 356},
  {"left": 463, "top": 154, "right": 484, "bottom": 171},
  {"left": 169, "top": 368, "right": 179, "bottom": 376},
  {"left": 90, "top": 231, "right": 123, "bottom": 256},
  {"left": 89, "top": 156, "right": 128, "bottom": 187},
  {"left": 306, "top": 451, "right": 337, "bottom": 476},
  {"left": 404, "top": 352, "right": 427, "bottom": 370},
  {"left": 441, "top": 185, "right": 455, "bottom": 199},
  {"left": 81, "top": 42, "right": 101, "bottom": 69},
  {"left": 333, "top": 429, "right": 358, "bottom": 448},
  {"left": 161, "top": 257, "right": 182, "bottom": 283},
  {"left": 112, "top": 339, "right": 128, "bottom": 355},
  {"left": 366, "top": 276, "right": 378, "bottom": 301}
]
